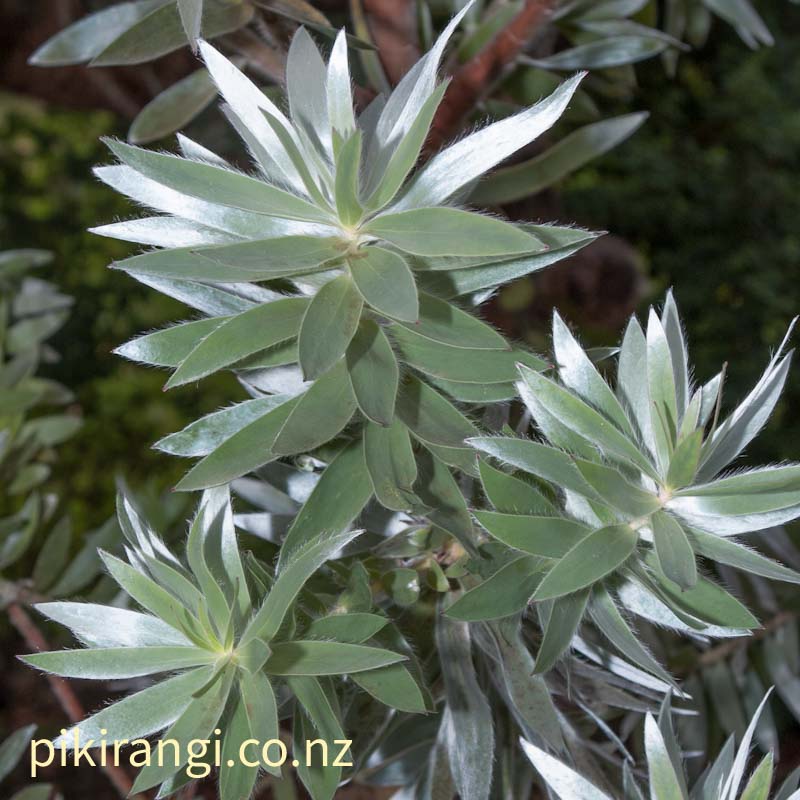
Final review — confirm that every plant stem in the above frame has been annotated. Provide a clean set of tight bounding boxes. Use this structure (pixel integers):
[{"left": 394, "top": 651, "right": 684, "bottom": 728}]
[
  {"left": 689, "top": 610, "right": 797, "bottom": 672},
  {"left": 362, "top": 0, "right": 421, "bottom": 85},
  {"left": 428, "top": 0, "right": 557, "bottom": 151}
]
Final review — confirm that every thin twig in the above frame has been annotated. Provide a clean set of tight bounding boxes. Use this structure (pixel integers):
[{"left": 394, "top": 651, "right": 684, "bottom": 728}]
[
  {"left": 427, "top": 0, "right": 557, "bottom": 151},
  {"left": 690, "top": 610, "right": 797, "bottom": 672},
  {"left": 0, "top": 577, "right": 47, "bottom": 607},
  {"left": 7, "top": 602, "right": 140, "bottom": 800}
]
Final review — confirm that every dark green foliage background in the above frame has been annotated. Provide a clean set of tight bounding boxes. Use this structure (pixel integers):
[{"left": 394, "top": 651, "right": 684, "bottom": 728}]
[
  {"left": 0, "top": 98, "right": 236, "bottom": 527},
  {"left": 562, "top": 1, "right": 800, "bottom": 466},
  {"left": 0, "top": 1, "right": 798, "bottom": 526}
]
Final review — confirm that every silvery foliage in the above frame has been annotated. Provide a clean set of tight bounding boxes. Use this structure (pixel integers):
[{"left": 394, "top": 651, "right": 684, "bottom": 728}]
[
  {"left": 466, "top": 294, "right": 800, "bottom": 681},
  {"left": 14, "top": 4, "right": 800, "bottom": 800},
  {"left": 524, "top": 690, "right": 800, "bottom": 800},
  {"left": 94, "top": 9, "right": 593, "bottom": 502}
]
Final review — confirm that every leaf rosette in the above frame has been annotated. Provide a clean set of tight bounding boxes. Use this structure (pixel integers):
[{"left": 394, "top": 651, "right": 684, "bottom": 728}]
[
  {"left": 460, "top": 293, "right": 800, "bottom": 679},
  {"left": 95, "top": 8, "right": 597, "bottom": 496},
  {"left": 22, "top": 489, "right": 419, "bottom": 799}
]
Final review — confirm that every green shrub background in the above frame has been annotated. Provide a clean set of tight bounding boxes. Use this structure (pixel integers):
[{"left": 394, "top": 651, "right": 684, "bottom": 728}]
[{"left": 1, "top": 1, "right": 797, "bottom": 527}]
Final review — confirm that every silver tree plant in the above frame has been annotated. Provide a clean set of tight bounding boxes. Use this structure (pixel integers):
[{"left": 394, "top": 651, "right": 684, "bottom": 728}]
[{"left": 5, "top": 2, "right": 800, "bottom": 799}]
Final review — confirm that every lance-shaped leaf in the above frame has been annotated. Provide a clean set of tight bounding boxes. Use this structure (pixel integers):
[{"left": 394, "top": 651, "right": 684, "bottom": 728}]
[
  {"left": 472, "top": 112, "right": 649, "bottom": 205},
  {"left": 740, "top": 753, "right": 774, "bottom": 800},
  {"left": 666, "top": 429, "right": 703, "bottom": 489},
  {"left": 219, "top": 696, "right": 259, "bottom": 800},
  {"left": 437, "top": 614, "right": 494, "bottom": 800},
  {"left": 166, "top": 297, "right": 308, "bottom": 387},
  {"left": 721, "top": 689, "right": 774, "bottom": 799},
  {"left": 668, "top": 465, "right": 800, "bottom": 534},
  {"left": 517, "top": 364, "right": 658, "bottom": 479},
  {"left": 487, "top": 621, "right": 565, "bottom": 751},
  {"left": 35, "top": 602, "right": 192, "bottom": 649},
  {"left": 286, "top": 27, "right": 331, "bottom": 152},
  {"left": 29, "top": 0, "right": 171, "bottom": 65},
  {"left": 105, "top": 139, "right": 329, "bottom": 223},
  {"left": 156, "top": 395, "right": 293, "bottom": 458},
  {"left": 129, "top": 67, "right": 218, "bottom": 144},
  {"left": 446, "top": 556, "right": 544, "bottom": 621},
  {"left": 262, "top": 106, "right": 332, "bottom": 210},
  {"left": 304, "top": 613, "right": 388, "bottom": 643},
  {"left": 617, "top": 315, "right": 654, "bottom": 451},
  {"left": 242, "top": 527, "right": 363, "bottom": 646},
  {"left": 644, "top": 713, "right": 686, "bottom": 800},
  {"left": 177, "top": 0, "right": 202, "bottom": 51},
  {"left": 643, "top": 553, "right": 759, "bottom": 629},
  {"left": 194, "top": 236, "right": 345, "bottom": 279},
  {"left": 365, "top": 208, "right": 544, "bottom": 258},
  {"left": 651, "top": 511, "right": 697, "bottom": 590},
  {"left": 396, "top": 376, "right": 477, "bottom": 448},
  {"left": 349, "top": 246, "right": 418, "bottom": 322},
  {"left": 90, "top": 2, "right": 251, "bottom": 66},
  {"left": 0, "top": 725, "right": 37, "bottom": 784},
  {"left": 660, "top": 290, "right": 690, "bottom": 415},
  {"left": 335, "top": 131, "right": 363, "bottom": 225},
  {"left": 298, "top": 274, "right": 363, "bottom": 380},
  {"left": 534, "top": 589, "right": 590, "bottom": 674},
  {"left": 95, "top": 164, "right": 320, "bottom": 239},
  {"left": 687, "top": 528, "right": 800, "bottom": 584},
  {"left": 469, "top": 436, "right": 597, "bottom": 498},
  {"left": 401, "top": 292, "right": 508, "bottom": 350},
  {"left": 289, "top": 675, "right": 345, "bottom": 800},
  {"left": 346, "top": 320, "right": 399, "bottom": 425},
  {"left": 116, "top": 239, "right": 338, "bottom": 283},
  {"left": 199, "top": 40, "right": 308, "bottom": 192},
  {"left": 21, "top": 646, "right": 214, "bottom": 680},
  {"left": 131, "top": 665, "right": 235, "bottom": 792},
  {"left": 352, "top": 663, "right": 428, "bottom": 713},
  {"left": 263, "top": 641, "right": 405, "bottom": 676},
  {"left": 394, "top": 72, "right": 585, "bottom": 210},
  {"left": 239, "top": 671, "right": 280, "bottom": 775},
  {"left": 415, "top": 451, "right": 475, "bottom": 548},
  {"left": 327, "top": 29, "right": 356, "bottom": 135},
  {"left": 420, "top": 225, "right": 599, "bottom": 297},
  {"left": 175, "top": 396, "right": 299, "bottom": 490},
  {"left": 53, "top": 665, "right": 215, "bottom": 749},
  {"left": 699, "top": 323, "right": 794, "bottom": 479},
  {"left": 647, "top": 309, "right": 679, "bottom": 467},
  {"left": 272, "top": 361, "right": 357, "bottom": 455},
  {"left": 100, "top": 551, "right": 204, "bottom": 639},
  {"left": 704, "top": 0, "right": 773, "bottom": 46},
  {"left": 94, "top": 214, "right": 232, "bottom": 247},
  {"left": 373, "top": 1, "right": 472, "bottom": 150},
  {"left": 279, "top": 442, "right": 373, "bottom": 566},
  {"left": 655, "top": 693, "right": 690, "bottom": 799},
  {"left": 364, "top": 420, "right": 418, "bottom": 511},
  {"left": 521, "top": 740, "right": 612, "bottom": 800},
  {"left": 366, "top": 81, "right": 449, "bottom": 211},
  {"left": 474, "top": 511, "right": 591, "bottom": 558},
  {"left": 588, "top": 585, "right": 675, "bottom": 687},
  {"left": 115, "top": 316, "right": 228, "bottom": 367},
  {"left": 393, "top": 325, "right": 543, "bottom": 384},
  {"left": 573, "top": 458, "right": 661, "bottom": 517},
  {"left": 552, "top": 311, "right": 635, "bottom": 435},
  {"left": 534, "top": 524, "right": 638, "bottom": 600},
  {"left": 478, "top": 458, "right": 555, "bottom": 515}
]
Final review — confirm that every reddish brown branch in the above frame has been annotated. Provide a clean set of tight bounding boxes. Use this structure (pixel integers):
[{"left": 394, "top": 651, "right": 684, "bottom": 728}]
[
  {"left": 428, "top": 0, "right": 557, "bottom": 151},
  {"left": 7, "top": 602, "right": 138, "bottom": 799},
  {"left": 696, "top": 610, "right": 798, "bottom": 670},
  {"left": 362, "top": 0, "right": 421, "bottom": 86}
]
